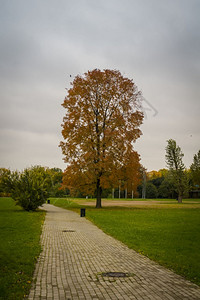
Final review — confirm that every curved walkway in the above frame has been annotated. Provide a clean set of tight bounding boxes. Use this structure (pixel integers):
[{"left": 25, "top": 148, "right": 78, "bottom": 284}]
[{"left": 29, "top": 204, "right": 200, "bottom": 300}]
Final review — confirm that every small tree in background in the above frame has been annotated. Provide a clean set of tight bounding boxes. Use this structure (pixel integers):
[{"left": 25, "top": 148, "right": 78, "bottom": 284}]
[
  {"left": 47, "top": 168, "right": 68, "bottom": 197},
  {"left": 165, "top": 139, "right": 188, "bottom": 203},
  {"left": 3, "top": 166, "right": 51, "bottom": 211},
  {"left": 146, "top": 182, "right": 158, "bottom": 198},
  {"left": 190, "top": 150, "right": 200, "bottom": 187},
  {"left": 122, "top": 150, "right": 142, "bottom": 198},
  {"left": 158, "top": 176, "right": 177, "bottom": 198}
]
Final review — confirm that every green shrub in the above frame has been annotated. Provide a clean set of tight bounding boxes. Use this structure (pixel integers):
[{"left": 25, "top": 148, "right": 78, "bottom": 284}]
[
  {"left": 3, "top": 166, "right": 51, "bottom": 211},
  {"left": 158, "top": 178, "right": 177, "bottom": 198},
  {"left": 146, "top": 182, "right": 158, "bottom": 198},
  {"left": 0, "top": 168, "right": 11, "bottom": 196}
]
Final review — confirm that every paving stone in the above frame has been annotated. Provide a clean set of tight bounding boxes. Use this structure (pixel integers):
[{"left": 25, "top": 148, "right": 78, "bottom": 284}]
[{"left": 29, "top": 204, "right": 200, "bottom": 300}]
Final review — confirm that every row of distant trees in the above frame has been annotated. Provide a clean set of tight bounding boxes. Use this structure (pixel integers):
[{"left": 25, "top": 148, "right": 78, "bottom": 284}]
[
  {"left": 75, "top": 143, "right": 200, "bottom": 202},
  {"left": 60, "top": 138, "right": 200, "bottom": 202},
  {"left": 0, "top": 145, "right": 199, "bottom": 209},
  {"left": 137, "top": 142, "right": 200, "bottom": 202},
  {"left": 138, "top": 164, "right": 200, "bottom": 201}
]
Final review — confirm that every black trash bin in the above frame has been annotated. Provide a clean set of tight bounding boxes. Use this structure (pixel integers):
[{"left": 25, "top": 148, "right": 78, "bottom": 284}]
[
  {"left": 80, "top": 208, "right": 85, "bottom": 217},
  {"left": 47, "top": 199, "right": 50, "bottom": 204}
]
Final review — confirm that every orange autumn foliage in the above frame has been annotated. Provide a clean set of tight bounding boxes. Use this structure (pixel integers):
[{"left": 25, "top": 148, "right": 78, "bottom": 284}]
[
  {"left": 60, "top": 69, "right": 144, "bottom": 207},
  {"left": 120, "top": 150, "right": 142, "bottom": 196}
]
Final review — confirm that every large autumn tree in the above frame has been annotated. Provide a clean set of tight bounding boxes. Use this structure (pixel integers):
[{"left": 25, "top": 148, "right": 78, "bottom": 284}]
[{"left": 60, "top": 69, "right": 144, "bottom": 207}]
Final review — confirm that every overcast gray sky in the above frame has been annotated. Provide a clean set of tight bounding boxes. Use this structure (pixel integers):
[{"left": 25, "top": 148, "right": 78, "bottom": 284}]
[{"left": 0, "top": 0, "right": 199, "bottom": 171}]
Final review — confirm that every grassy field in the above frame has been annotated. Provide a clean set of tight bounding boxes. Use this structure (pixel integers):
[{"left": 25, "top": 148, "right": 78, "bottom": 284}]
[
  {"left": 51, "top": 197, "right": 200, "bottom": 286},
  {"left": 0, "top": 198, "right": 45, "bottom": 300}
]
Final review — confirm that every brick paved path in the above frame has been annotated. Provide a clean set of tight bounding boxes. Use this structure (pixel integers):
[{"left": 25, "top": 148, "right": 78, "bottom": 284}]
[{"left": 28, "top": 204, "right": 200, "bottom": 300}]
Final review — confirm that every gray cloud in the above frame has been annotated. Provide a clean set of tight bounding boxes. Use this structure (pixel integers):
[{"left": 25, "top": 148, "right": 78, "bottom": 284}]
[{"left": 0, "top": 0, "right": 200, "bottom": 171}]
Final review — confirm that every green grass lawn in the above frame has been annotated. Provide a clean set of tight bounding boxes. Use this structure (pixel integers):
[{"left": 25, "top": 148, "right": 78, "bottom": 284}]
[
  {"left": 0, "top": 198, "right": 45, "bottom": 300},
  {"left": 52, "top": 197, "right": 200, "bottom": 286}
]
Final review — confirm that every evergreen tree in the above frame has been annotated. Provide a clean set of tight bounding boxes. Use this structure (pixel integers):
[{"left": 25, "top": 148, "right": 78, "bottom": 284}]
[{"left": 165, "top": 139, "right": 188, "bottom": 203}]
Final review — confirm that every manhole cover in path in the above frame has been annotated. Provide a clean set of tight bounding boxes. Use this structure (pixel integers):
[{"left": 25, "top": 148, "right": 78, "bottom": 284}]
[
  {"left": 62, "top": 230, "right": 75, "bottom": 232},
  {"left": 102, "top": 272, "right": 129, "bottom": 278}
]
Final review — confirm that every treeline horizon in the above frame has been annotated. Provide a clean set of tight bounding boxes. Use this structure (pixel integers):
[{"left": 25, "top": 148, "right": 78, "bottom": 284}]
[{"left": 1, "top": 163, "right": 199, "bottom": 200}]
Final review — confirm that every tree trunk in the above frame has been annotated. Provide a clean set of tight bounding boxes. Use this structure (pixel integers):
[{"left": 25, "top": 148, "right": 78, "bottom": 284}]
[
  {"left": 178, "top": 194, "right": 182, "bottom": 203},
  {"left": 112, "top": 188, "right": 114, "bottom": 199},
  {"left": 142, "top": 170, "right": 146, "bottom": 199},
  {"left": 96, "top": 178, "right": 102, "bottom": 208}
]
